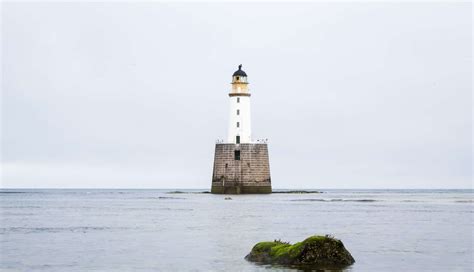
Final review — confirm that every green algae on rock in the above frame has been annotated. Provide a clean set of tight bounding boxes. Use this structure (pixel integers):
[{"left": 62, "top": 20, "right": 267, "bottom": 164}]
[{"left": 245, "top": 235, "right": 355, "bottom": 269}]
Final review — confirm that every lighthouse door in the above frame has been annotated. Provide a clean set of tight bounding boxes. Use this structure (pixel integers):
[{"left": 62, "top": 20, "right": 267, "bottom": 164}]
[{"left": 236, "top": 136, "right": 240, "bottom": 144}]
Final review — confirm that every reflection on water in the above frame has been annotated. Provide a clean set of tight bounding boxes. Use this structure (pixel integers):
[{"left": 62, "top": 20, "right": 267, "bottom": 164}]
[{"left": 1, "top": 189, "right": 472, "bottom": 271}]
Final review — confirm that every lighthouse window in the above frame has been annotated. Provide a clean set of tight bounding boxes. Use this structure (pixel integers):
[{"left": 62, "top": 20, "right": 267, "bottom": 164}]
[
  {"left": 234, "top": 150, "right": 241, "bottom": 160},
  {"left": 237, "top": 97, "right": 240, "bottom": 103},
  {"left": 236, "top": 122, "right": 240, "bottom": 128},
  {"left": 237, "top": 109, "right": 240, "bottom": 115}
]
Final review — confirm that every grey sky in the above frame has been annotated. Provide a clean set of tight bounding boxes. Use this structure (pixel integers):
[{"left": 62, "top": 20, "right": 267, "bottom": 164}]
[{"left": 2, "top": 2, "right": 472, "bottom": 189}]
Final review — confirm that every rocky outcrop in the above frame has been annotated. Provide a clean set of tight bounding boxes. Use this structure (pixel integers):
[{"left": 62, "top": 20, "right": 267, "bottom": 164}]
[{"left": 245, "top": 235, "right": 355, "bottom": 269}]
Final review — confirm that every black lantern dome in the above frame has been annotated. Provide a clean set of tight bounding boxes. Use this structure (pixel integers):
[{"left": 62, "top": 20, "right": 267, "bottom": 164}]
[{"left": 232, "top": 64, "right": 247, "bottom": 77}]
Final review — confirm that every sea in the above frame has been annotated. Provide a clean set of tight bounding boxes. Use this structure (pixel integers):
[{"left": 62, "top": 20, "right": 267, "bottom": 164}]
[{"left": 0, "top": 189, "right": 472, "bottom": 271}]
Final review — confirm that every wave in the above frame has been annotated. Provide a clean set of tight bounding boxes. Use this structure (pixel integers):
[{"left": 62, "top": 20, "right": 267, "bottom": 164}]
[
  {"left": 290, "top": 199, "right": 378, "bottom": 202},
  {"left": 454, "top": 200, "right": 473, "bottom": 203},
  {"left": 133, "top": 196, "right": 186, "bottom": 200},
  {"left": 158, "top": 196, "right": 186, "bottom": 200},
  {"left": 1, "top": 206, "right": 42, "bottom": 209},
  {"left": 0, "top": 226, "right": 129, "bottom": 234},
  {"left": 158, "top": 208, "right": 194, "bottom": 211}
]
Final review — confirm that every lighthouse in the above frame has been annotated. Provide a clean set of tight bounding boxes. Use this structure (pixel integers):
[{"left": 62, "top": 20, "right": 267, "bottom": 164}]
[
  {"left": 211, "top": 65, "right": 272, "bottom": 194},
  {"left": 227, "top": 64, "right": 251, "bottom": 144}
]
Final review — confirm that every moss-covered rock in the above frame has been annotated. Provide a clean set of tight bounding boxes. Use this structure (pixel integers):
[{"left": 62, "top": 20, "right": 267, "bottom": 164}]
[{"left": 245, "top": 235, "right": 355, "bottom": 269}]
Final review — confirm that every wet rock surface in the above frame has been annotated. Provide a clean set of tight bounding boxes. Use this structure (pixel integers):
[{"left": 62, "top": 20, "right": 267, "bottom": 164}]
[{"left": 245, "top": 235, "right": 355, "bottom": 269}]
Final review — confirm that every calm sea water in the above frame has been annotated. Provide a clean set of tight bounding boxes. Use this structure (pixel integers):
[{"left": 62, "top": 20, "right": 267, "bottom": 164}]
[{"left": 0, "top": 189, "right": 472, "bottom": 271}]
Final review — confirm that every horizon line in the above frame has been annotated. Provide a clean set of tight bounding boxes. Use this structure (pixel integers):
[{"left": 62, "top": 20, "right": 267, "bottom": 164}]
[{"left": 0, "top": 187, "right": 472, "bottom": 190}]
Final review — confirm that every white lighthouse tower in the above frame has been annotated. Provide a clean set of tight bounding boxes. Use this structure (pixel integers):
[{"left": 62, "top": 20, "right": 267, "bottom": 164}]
[
  {"left": 211, "top": 64, "right": 272, "bottom": 194},
  {"left": 227, "top": 64, "right": 252, "bottom": 144}
]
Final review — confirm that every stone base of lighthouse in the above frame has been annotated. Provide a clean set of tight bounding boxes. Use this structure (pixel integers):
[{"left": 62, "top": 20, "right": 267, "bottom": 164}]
[{"left": 211, "top": 143, "right": 272, "bottom": 194}]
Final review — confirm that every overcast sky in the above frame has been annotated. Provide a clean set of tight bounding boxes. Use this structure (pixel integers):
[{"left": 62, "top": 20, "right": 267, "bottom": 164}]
[{"left": 1, "top": 2, "right": 472, "bottom": 189}]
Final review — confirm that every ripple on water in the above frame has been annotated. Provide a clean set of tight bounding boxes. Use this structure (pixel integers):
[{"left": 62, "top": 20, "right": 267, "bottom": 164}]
[
  {"left": 290, "top": 199, "right": 378, "bottom": 202},
  {"left": 0, "top": 226, "right": 131, "bottom": 234}
]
